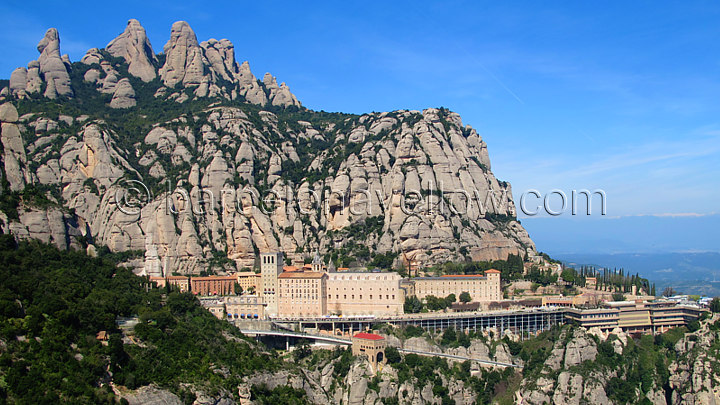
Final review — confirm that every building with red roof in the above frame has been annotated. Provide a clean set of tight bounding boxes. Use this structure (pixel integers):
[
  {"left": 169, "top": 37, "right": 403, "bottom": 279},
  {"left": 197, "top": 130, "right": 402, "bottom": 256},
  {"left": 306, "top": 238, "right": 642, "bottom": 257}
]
[{"left": 352, "top": 332, "right": 386, "bottom": 373}]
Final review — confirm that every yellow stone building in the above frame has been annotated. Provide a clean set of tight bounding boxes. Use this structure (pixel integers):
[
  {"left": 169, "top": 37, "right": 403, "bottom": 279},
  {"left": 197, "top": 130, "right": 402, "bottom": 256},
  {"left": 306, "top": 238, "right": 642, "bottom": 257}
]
[
  {"left": 326, "top": 272, "right": 403, "bottom": 316},
  {"left": 352, "top": 332, "right": 386, "bottom": 374},
  {"left": 277, "top": 271, "right": 327, "bottom": 317},
  {"left": 412, "top": 269, "right": 501, "bottom": 303}
]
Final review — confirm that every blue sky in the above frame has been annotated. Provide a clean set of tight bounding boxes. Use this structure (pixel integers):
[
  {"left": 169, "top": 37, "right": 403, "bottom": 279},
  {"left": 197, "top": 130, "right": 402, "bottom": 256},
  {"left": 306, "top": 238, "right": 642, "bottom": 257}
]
[{"left": 1, "top": 1, "right": 719, "bottom": 251}]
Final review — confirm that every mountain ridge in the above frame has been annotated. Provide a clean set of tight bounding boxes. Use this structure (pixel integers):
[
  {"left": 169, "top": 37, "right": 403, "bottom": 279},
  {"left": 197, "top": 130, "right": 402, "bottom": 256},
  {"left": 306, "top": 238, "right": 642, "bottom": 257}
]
[{"left": 0, "top": 19, "right": 535, "bottom": 275}]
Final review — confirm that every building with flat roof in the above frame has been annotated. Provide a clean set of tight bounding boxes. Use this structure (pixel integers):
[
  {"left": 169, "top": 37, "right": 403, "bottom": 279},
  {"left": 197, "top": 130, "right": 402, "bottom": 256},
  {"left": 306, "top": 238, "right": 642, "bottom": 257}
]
[
  {"left": 326, "top": 271, "right": 403, "bottom": 316},
  {"left": 412, "top": 269, "right": 501, "bottom": 303},
  {"left": 235, "top": 271, "right": 261, "bottom": 294},
  {"left": 225, "top": 296, "right": 265, "bottom": 320},
  {"left": 150, "top": 276, "right": 190, "bottom": 292},
  {"left": 278, "top": 271, "right": 327, "bottom": 317},
  {"left": 199, "top": 298, "right": 226, "bottom": 319},
  {"left": 566, "top": 300, "right": 707, "bottom": 334},
  {"left": 190, "top": 275, "right": 236, "bottom": 296}
]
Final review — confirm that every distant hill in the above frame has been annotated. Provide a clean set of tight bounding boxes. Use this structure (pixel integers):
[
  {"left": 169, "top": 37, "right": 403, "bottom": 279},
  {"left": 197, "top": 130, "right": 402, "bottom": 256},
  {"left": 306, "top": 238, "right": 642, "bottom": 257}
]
[
  {"left": 522, "top": 214, "right": 720, "bottom": 255},
  {"left": 558, "top": 252, "right": 720, "bottom": 297}
]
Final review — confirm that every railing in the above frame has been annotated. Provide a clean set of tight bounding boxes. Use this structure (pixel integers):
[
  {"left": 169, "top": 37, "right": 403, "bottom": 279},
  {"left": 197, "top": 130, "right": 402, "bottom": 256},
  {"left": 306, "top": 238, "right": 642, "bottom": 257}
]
[{"left": 241, "top": 329, "right": 520, "bottom": 368}]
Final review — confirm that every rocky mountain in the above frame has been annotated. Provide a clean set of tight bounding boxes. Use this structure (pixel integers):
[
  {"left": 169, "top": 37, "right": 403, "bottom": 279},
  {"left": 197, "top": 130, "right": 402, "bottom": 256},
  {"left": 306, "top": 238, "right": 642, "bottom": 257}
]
[
  {"left": 0, "top": 19, "right": 534, "bottom": 275},
  {"left": 512, "top": 320, "right": 720, "bottom": 405},
  {"left": 117, "top": 316, "right": 720, "bottom": 405}
]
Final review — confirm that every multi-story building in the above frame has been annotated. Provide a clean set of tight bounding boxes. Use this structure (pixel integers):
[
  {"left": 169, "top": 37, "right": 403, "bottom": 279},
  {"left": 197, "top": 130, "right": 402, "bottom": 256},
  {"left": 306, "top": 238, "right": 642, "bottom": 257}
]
[
  {"left": 352, "top": 332, "right": 386, "bottom": 374},
  {"left": 260, "top": 252, "right": 284, "bottom": 316},
  {"left": 236, "top": 271, "right": 261, "bottom": 294},
  {"left": 199, "top": 298, "right": 226, "bottom": 319},
  {"left": 566, "top": 300, "right": 707, "bottom": 334},
  {"left": 190, "top": 275, "right": 236, "bottom": 296},
  {"left": 149, "top": 275, "right": 190, "bottom": 292},
  {"left": 326, "top": 272, "right": 403, "bottom": 316},
  {"left": 278, "top": 271, "right": 327, "bottom": 317},
  {"left": 199, "top": 296, "right": 266, "bottom": 320},
  {"left": 399, "top": 279, "right": 416, "bottom": 301},
  {"left": 412, "top": 269, "right": 501, "bottom": 303},
  {"left": 225, "top": 296, "right": 265, "bottom": 320}
]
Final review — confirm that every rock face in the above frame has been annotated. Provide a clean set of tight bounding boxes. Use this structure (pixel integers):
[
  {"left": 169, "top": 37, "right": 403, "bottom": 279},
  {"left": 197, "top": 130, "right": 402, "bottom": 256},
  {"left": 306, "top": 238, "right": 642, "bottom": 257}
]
[
  {"left": 159, "top": 21, "right": 206, "bottom": 88},
  {"left": 668, "top": 314, "right": 720, "bottom": 404},
  {"left": 109, "top": 78, "right": 136, "bottom": 108},
  {"left": 106, "top": 19, "right": 158, "bottom": 82},
  {"left": 515, "top": 328, "right": 608, "bottom": 405},
  {"left": 0, "top": 20, "right": 534, "bottom": 275},
  {"left": 10, "top": 28, "right": 73, "bottom": 99},
  {"left": 0, "top": 103, "right": 29, "bottom": 191},
  {"left": 263, "top": 73, "right": 301, "bottom": 107},
  {"left": 122, "top": 385, "right": 182, "bottom": 405},
  {"left": 240, "top": 354, "right": 476, "bottom": 405},
  {"left": 37, "top": 28, "right": 74, "bottom": 99}
]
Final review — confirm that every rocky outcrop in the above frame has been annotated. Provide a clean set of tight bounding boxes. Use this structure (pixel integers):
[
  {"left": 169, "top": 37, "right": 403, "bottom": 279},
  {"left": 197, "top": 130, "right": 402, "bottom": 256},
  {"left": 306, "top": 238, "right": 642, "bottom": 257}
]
[
  {"left": 159, "top": 21, "right": 206, "bottom": 89},
  {"left": 3, "top": 207, "right": 83, "bottom": 250},
  {"left": 156, "top": 21, "right": 298, "bottom": 105},
  {"left": 37, "top": 28, "right": 74, "bottom": 99},
  {"left": 0, "top": 101, "right": 534, "bottom": 274},
  {"left": 109, "top": 78, "right": 136, "bottom": 108},
  {"left": 515, "top": 328, "right": 608, "bottom": 405},
  {"left": 263, "top": 73, "right": 301, "bottom": 107},
  {"left": 0, "top": 103, "right": 29, "bottom": 191},
  {"left": 240, "top": 354, "right": 475, "bottom": 405},
  {"left": 106, "top": 19, "right": 157, "bottom": 82},
  {"left": 10, "top": 28, "right": 73, "bottom": 99},
  {"left": 0, "top": 21, "right": 534, "bottom": 274},
  {"left": 121, "top": 385, "right": 182, "bottom": 405},
  {"left": 668, "top": 314, "right": 720, "bottom": 404}
]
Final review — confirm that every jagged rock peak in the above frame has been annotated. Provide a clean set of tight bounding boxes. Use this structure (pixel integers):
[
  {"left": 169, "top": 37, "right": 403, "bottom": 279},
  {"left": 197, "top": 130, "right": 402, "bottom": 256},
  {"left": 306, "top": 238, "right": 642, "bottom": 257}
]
[
  {"left": 9, "top": 28, "right": 73, "bottom": 99},
  {"left": 262, "top": 72, "right": 301, "bottom": 108},
  {"left": 159, "top": 21, "right": 204, "bottom": 88},
  {"left": 201, "top": 38, "right": 237, "bottom": 82},
  {"left": 106, "top": 19, "right": 157, "bottom": 82},
  {"left": 37, "top": 28, "right": 74, "bottom": 99},
  {"left": 37, "top": 28, "right": 61, "bottom": 56}
]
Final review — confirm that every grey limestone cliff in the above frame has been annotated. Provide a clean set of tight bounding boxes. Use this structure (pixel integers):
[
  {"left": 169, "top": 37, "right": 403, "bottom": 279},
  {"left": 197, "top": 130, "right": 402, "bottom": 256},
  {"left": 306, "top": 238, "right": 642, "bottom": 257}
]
[{"left": 0, "top": 19, "right": 535, "bottom": 275}]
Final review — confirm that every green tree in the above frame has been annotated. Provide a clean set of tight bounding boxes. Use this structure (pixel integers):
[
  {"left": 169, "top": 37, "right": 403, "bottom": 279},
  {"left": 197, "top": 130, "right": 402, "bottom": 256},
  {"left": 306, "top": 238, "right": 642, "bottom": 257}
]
[
  {"left": 404, "top": 296, "right": 423, "bottom": 313},
  {"left": 561, "top": 268, "right": 576, "bottom": 283},
  {"left": 710, "top": 297, "right": 720, "bottom": 313},
  {"left": 293, "top": 340, "right": 312, "bottom": 361},
  {"left": 441, "top": 328, "right": 457, "bottom": 347},
  {"left": 425, "top": 295, "right": 449, "bottom": 311},
  {"left": 385, "top": 346, "right": 401, "bottom": 364},
  {"left": 459, "top": 292, "right": 471, "bottom": 303}
]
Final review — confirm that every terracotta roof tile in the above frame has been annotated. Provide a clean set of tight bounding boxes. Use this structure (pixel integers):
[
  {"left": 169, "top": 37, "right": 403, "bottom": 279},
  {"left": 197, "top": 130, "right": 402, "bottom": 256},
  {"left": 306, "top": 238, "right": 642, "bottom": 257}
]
[
  {"left": 353, "top": 332, "right": 384, "bottom": 340},
  {"left": 278, "top": 271, "right": 325, "bottom": 279}
]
